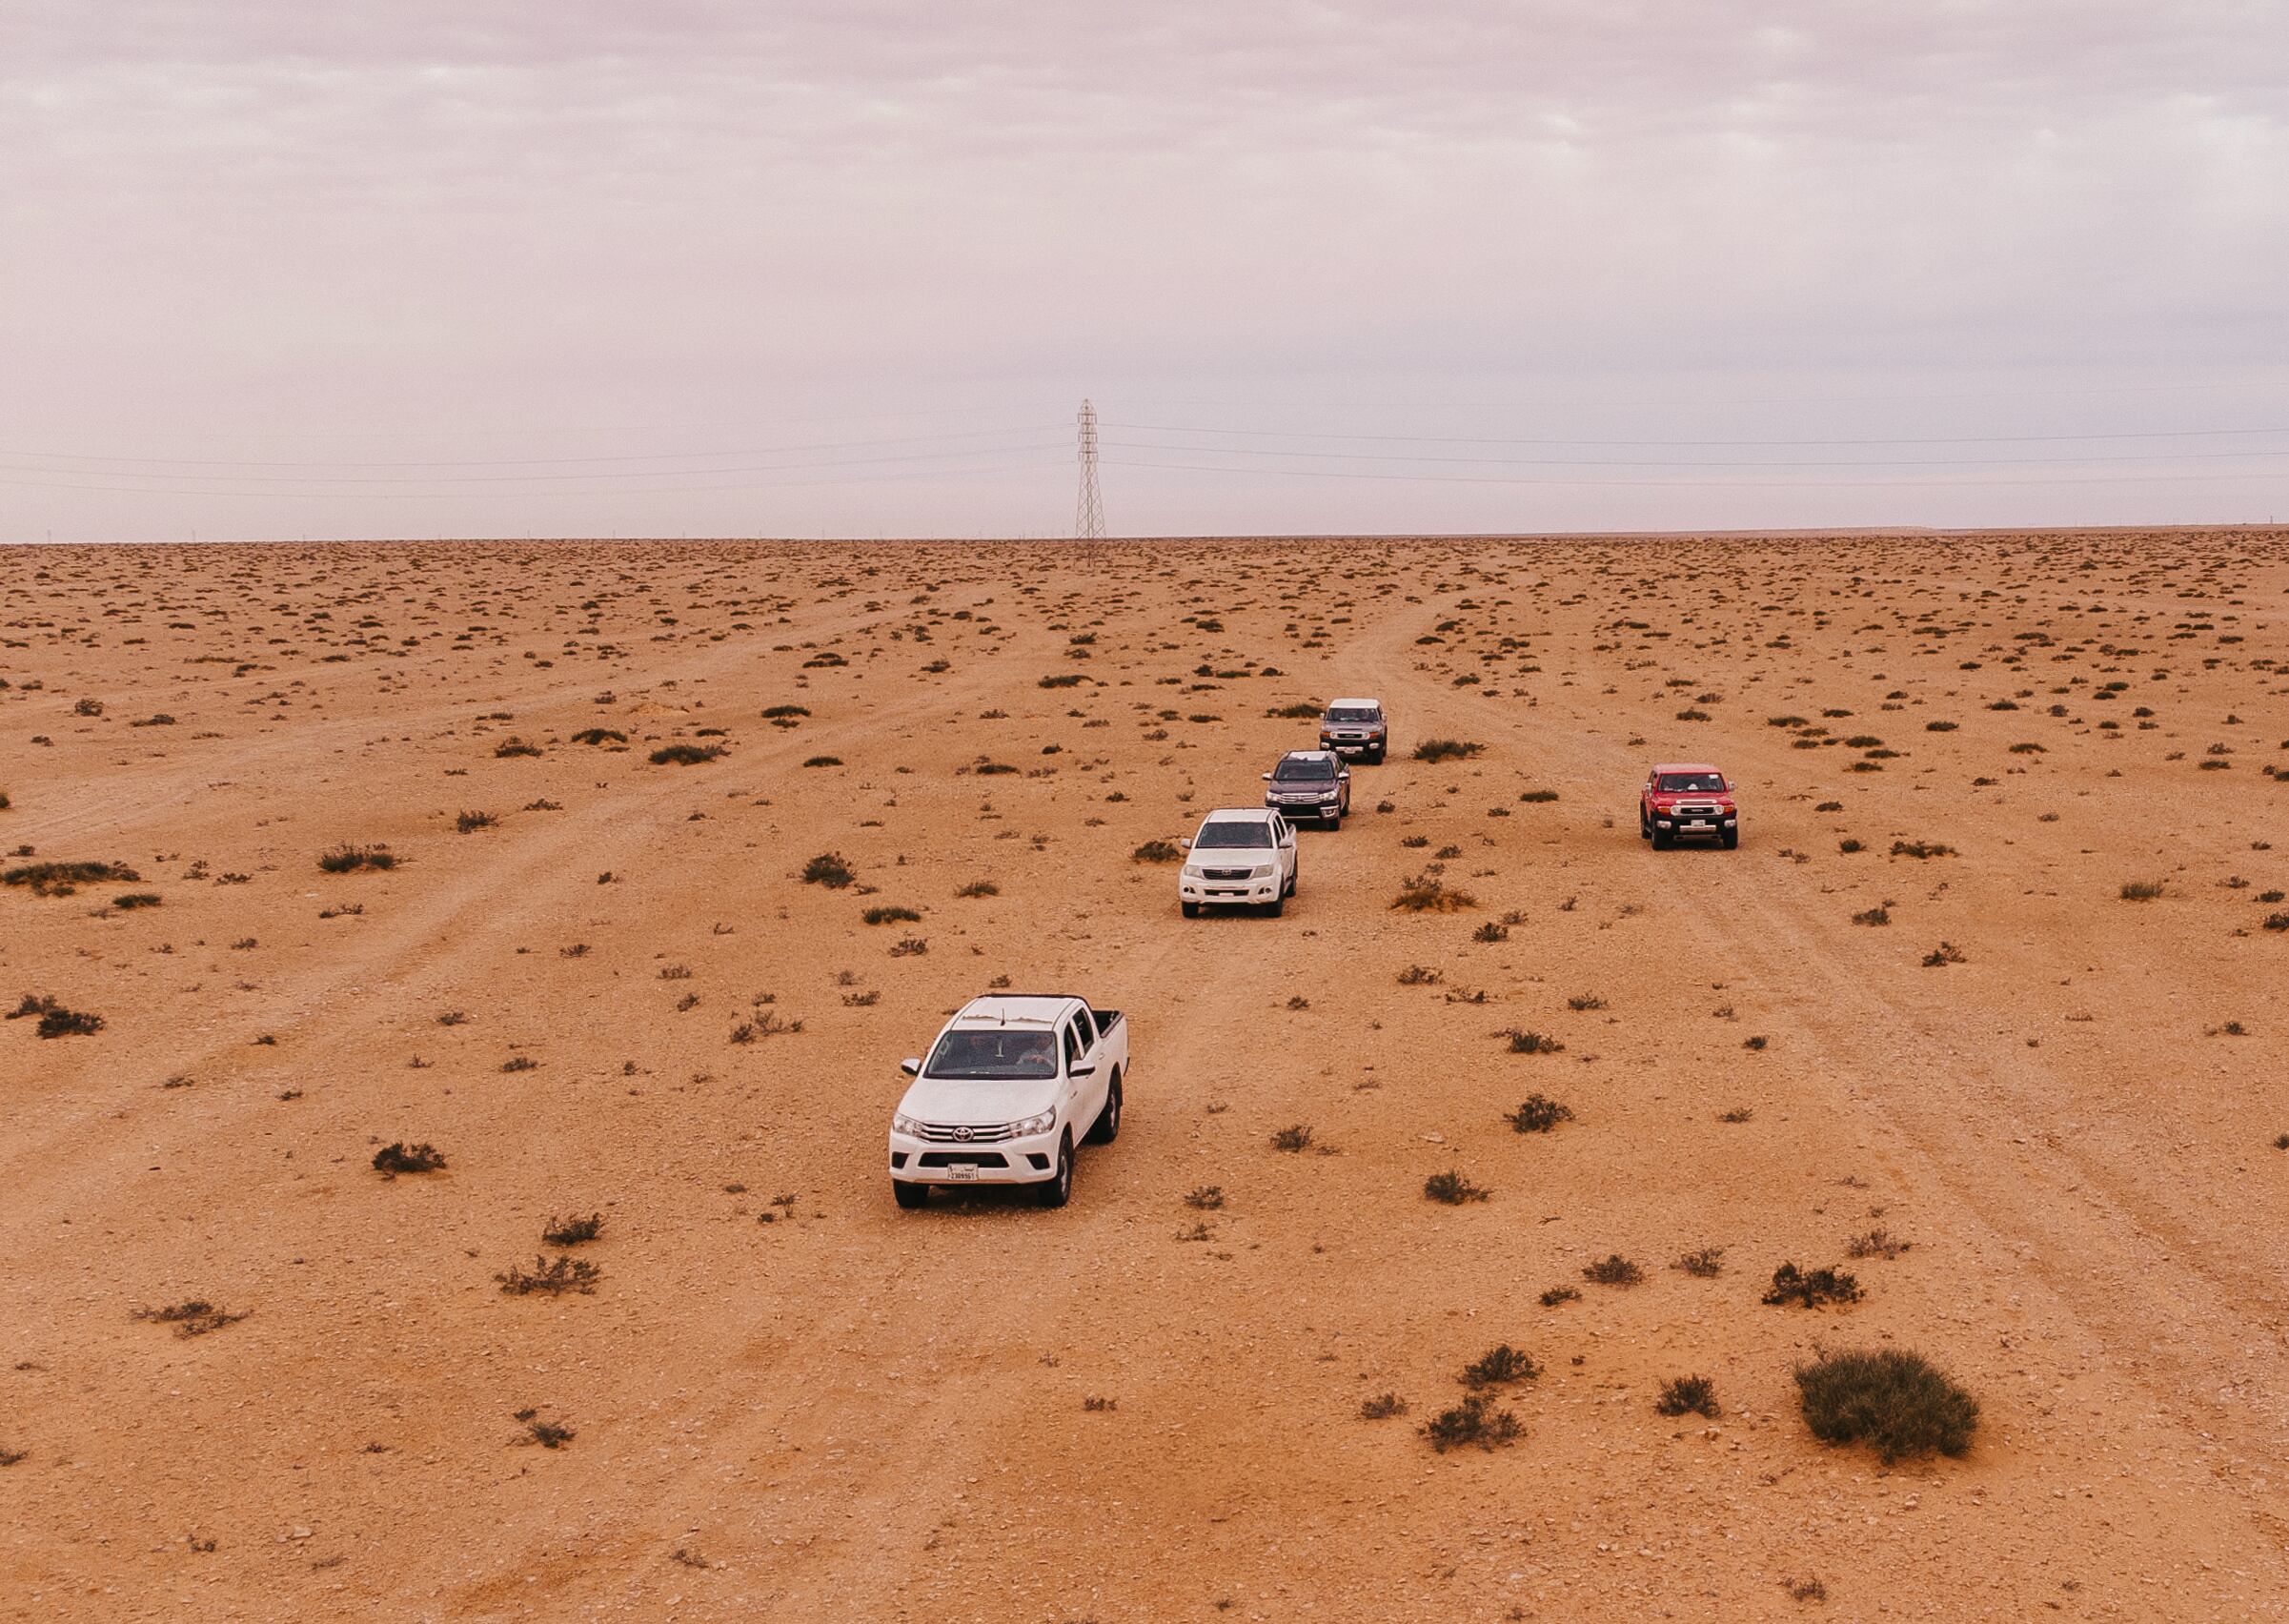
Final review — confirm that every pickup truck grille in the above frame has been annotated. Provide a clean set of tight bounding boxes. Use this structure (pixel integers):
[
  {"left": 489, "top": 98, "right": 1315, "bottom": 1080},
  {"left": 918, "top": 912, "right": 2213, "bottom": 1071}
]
[
  {"left": 1202, "top": 867, "right": 1255, "bottom": 881},
  {"left": 911, "top": 1122, "right": 1019, "bottom": 1144},
  {"left": 1671, "top": 802, "right": 1725, "bottom": 817}
]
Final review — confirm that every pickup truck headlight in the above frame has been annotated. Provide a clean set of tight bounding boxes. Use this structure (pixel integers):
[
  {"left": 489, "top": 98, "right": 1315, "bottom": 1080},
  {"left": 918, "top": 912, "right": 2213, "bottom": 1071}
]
[
  {"left": 1181, "top": 863, "right": 1206, "bottom": 879},
  {"left": 892, "top": 1112, "right": 925, "bottom": 1135},
  {"left": 1250, "top": 863, "right": 1276, "bottom": 879},
  {"left": 1008, "top": 1109, "right": 1056, "bottom": 1137}
]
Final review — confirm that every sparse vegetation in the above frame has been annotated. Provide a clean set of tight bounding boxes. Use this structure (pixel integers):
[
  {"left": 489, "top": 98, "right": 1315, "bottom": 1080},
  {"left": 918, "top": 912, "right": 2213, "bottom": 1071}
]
[
  {"left": 1359, "top": 1392, "right": 1408, "bottom": 1419},
  {"left": 132, "top": 1300, "right": 248, "bottom": 1338},
  {"left": 1132, "top": 840, "right": 1182, "bottom": 863},
  {"left": 1412, "top": 739, "right": 1484, "bottom": 763},
  {"left": 1392, "top": 874, "right": 1474, "bottom": 911},
  {"left": 456, "top": 810, "right": 497, "bottom": 833},
  {"left": 372, "top": 1142, "right": 446, "bottom": 1176},
  {"left": 496, "top": 1255, "right": 601, "bottom": 1296},
  {"left": 1505, "top": 1093, "right": 1573, "bottom": 1132},
  {"left": 1422, "top": 1393, "right": 1522, "bottom": 1451},
  {"left": 1581, "top": 1254, "right": 1643, "bottom": 1287},
  {"left": 649, "top": 742, "right": 724, "bottom": 765},
  {"left": 318, "top": 844, "right": 396, "bottom": 874},
  {"left": 1460, "top": 1344, "right": 1538, "bottom": 1387},
  {"left": 1504, "top": 1027, "right": 1564, "bottom": 1055},
  {"left": 1763, "top": 1262, "right": 1864, "bottom": 1309},
  {"left": 1846, "top": 1228, "right": 1911, "bottom": 1260},
  {"left": 802, "top": 852, "right": 856, "bottom": 888},
  {"left": 2119, "top": 879, "right": 2164, "bottom": 901},
  {"left": 1270, "top": 1124, "right": 1314, "bottom": 1153},
  {"left": 1539, "top": 1285, "right": 1580, "bottom": 1307},
  {"left": 1671, "top": 1247, "right": 1725, "bottom": 1278},
  {"left": 5, "top": 860, "right": 140, "bottom": 895},
  {"left": 861, "top": 905, "right": 922, "bottom": 924},
  {"left": 1793, "top": 1348, "right": 1978, "bottom": 1462},
  {"left": 1921, "top": 941, "right": 1966, "bottom": 966},
  {"left": 1423, "top": 1169, "right": 1490, "bottom": 1205},
  {"left": 542, "top": 1213, "right": 604, "bottom": 1247},
  {"left": 1655, "top": 1375, "right": 1720, "bottom": 1418}
]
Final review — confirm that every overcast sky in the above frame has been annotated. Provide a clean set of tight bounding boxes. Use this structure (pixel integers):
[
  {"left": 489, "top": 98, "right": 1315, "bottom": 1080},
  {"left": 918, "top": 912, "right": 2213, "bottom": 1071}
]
[{"left": 4, "top": 0, "right": 2287, "bottom": 540}]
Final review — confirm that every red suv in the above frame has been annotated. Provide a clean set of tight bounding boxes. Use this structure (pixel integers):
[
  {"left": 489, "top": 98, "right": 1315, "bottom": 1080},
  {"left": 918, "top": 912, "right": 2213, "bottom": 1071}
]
[{"left": 1640, "top": 763, "right": 1738, "bottom": 849}]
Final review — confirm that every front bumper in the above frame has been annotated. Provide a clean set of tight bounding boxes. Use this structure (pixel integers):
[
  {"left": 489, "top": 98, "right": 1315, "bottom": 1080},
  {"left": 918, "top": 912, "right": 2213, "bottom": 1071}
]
[
  {"left": 889, "top": 1126, "right": 1060, "bottom": 1185},
  {"left": 1266, "top": 795, "right": 1342, "bottom": 819},
  {"left": 1651, "top": 810, "right": 1738, "bottom": 840},
  {"left": 1320, "top": 734, "right": 1384, "bottom": 756},
  {"left": 1181, "top": 872, "right": 1282, "bottom": 904}
]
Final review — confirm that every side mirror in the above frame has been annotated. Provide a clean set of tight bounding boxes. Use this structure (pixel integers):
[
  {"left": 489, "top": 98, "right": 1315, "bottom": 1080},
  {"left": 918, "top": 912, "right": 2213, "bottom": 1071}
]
[
  {"left": 900, "top": 1058, "right": 921, "bottom": 1077},
  {"left": 1069, "top": 1061, "right": 1096, "bottom": 1079},
  {"left": 1262, "top": 773, "right": 1272, "bottom": 782},
  {"left": 1178, "top": 837, "right": 1191, "bottom": 850},
  {"left": 1339, "top": 770, "right": 1350, "bottom": 780}
]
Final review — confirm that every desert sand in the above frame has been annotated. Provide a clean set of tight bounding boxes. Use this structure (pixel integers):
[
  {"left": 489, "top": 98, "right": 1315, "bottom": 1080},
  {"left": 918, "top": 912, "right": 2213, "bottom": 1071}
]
[{"left": 3, "top": 530, "right": 2288, "bottom": 1621}]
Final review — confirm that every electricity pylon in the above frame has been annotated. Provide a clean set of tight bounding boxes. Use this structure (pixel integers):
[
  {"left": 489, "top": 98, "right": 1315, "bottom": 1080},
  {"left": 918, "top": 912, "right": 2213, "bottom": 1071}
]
[{"left": 1076, "top": 399, "right": 1104, "bottom": 539}]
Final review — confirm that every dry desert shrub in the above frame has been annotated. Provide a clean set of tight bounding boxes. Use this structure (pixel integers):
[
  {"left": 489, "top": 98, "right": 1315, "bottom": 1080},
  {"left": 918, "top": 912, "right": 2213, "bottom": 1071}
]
[
  {"left": 1505, "top": 1093, "right": 1573, "bottom": 1132},
  {"left": 132, "top": 1300, "right": 248, "bottom": 1337},
  {"left": 318, "top": 844, "right": 396, "bottom": 873},
  {"left": 1412, "top": 739, "right": 1483, "bottom": 763},
  {"left": 1423, "top": 1169, "right": 1490, "bottom": 1205},
  {"left": 1581, "top": 1254, "right": 1643, "bottom": 1287},
  {"left": 1422, "top": 1393, "right": 1521, "bottom": 1451},
  {"left": 1763, "top": 1262, "right": 1863, "bottom": 1309},
  {"left": 373, "top": 1141, "right": 446, "bottom": 1176},
  {"left": 496, "top": 1256, "right": 600, "bottom": 1296},
  {"left": 1793, "top": 1349, "right": 1978, "bottom": 1462},
  {"left": 1655, "top": 1375, "right": 1720, "bottom": 1418},
  {"left": 1460, "top": 1344, "right": 1537, "bottom": 1387},
  {"left": 1392, "top": 874, "right": 1474, "bottom": 911}
]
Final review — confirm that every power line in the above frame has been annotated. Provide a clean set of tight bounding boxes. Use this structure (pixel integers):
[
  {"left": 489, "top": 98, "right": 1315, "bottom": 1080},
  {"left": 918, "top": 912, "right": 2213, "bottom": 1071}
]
[
  {"left": 1100, "top": 438, "right": 2289, "bottom": 470},
  {"left": 1103, "top": 457, "right": 2289, "bottom": 491},
  {"left": 1102, "top": 419, "right": 2289, "bottom": 448},
  {"left": 0, "top": 423, "right": 1067, "bottom": 471}
]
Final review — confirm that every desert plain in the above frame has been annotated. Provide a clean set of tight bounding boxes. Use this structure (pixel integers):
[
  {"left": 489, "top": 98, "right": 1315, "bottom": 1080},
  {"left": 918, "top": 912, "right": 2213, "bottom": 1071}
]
[{"left": 3, "top": 529, "right": 2288, "bottom": 1621}]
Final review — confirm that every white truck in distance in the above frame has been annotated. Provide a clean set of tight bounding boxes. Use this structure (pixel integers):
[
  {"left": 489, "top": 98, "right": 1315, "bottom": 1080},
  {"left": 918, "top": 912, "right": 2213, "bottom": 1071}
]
[
  {"left": 1178, "top": 807, "right": 1300, "bottom": 917},
  {"left": 888, "top": 994, "right": 1127, "bottom": 1209}
]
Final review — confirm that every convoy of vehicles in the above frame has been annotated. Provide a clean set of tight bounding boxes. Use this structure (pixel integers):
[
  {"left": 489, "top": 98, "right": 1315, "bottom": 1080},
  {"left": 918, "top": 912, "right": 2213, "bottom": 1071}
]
[
  {"left": 1262, "top": 749, "right": 1351, "bottom": 825},
  {"left": 1639, "top": 762, "right": 1740, "bottom": 849},
  {"left": 889, "top": 994, "right": 1128, "bottom": 1208},
  {"left": 1318, "top": 697, "right": 1389, "bottom": 761},
  {"left": 1178, "top": 807, "right": 1300, "bottom": 916},
  {"left": 883, "top": 681, "right": 1746, "bottom": 1208}
]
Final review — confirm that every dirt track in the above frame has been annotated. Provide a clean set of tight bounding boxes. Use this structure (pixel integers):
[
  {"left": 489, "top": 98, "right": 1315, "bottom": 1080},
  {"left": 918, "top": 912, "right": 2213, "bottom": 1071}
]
[{"left": 4, "top": 531, "right": 2288, "bottom": 1620}]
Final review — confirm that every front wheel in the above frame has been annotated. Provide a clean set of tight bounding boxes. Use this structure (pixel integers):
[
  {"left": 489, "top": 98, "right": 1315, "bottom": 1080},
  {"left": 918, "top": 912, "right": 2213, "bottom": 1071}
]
[
  {"left": 892, "top": 1180, "right": 929, "bottom": 1209},
  {"left": 1035, "top": 1131, "right": 1074, "bottom": 1208},
  {"left": 1651, "top": 827, "right": 1672, "bottom": 850},
  {"left": 1264, "top": 892, "right": 1285, "bottom": 918},
  {"left": 1721, "top": 829, "right": 1739, "bottom": 849},
  {"left": 1181, "top": 901, "right": 1200, "bottom": 918},
  {"left": 1084, "top": 1070, "right": 1123, "bottom": 1144}
]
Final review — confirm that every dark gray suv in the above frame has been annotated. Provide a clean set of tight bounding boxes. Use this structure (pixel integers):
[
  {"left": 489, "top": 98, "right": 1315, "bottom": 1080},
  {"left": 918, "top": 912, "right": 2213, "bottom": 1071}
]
[{"left": 1262, "top": 750, "right": 1351, "bottom": 826}]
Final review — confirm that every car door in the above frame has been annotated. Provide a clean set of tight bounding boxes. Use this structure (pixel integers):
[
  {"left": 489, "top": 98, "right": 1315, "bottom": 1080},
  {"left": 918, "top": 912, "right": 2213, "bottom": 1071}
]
[
  {"left": 1275, "top": 815, "right": 1296, "bottom": 882},
  {"left": 1069, "top": 1005, "right": 1106, "bottom": 1121},
  {"left": 1059, "top": 1018, "right": 1088, "bottom": 1131}
]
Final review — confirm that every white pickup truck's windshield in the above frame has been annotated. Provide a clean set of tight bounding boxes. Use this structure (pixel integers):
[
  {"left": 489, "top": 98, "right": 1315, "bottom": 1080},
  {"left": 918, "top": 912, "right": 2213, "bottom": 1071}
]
[
  {"left": 1273, "top": 758, "right": 1337, "bottom": 782},
  {"left": 1656, "top": 773, "right": 1725, "bottom": 793},
  {"left": 926, "top": 1028, "right": 1059, "bottom": 1079},
  {"left": 1194, "top": 822, "right": 1273, "bottom": 849},
  {"left": 1326, "top": 708, "right": 1380, "bottom": 724}
]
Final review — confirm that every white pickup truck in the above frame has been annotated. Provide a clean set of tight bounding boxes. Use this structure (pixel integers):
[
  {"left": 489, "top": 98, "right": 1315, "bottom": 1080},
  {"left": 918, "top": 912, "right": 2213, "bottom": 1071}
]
[
  {"left": 889, "top": 993, "right": 1128, "bottom": 1208},
  {"left": 1178, "top": 807, "right": 1299, "bottom": 917}
]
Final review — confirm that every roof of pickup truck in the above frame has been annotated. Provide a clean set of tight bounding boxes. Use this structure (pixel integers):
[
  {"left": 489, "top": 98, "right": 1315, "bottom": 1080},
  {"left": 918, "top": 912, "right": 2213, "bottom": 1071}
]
[
  {"left": 952, "top": 993, "right": 1084, "bottom": 1026},
  {"left": 1199, "top": 805, "right": 1277, "bottom": 823}
]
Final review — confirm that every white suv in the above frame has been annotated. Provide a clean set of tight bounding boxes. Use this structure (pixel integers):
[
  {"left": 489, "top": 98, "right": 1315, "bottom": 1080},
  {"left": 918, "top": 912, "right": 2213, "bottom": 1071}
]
[{"left": 1178, "top": 808, "right": 1299, "bottom": 917}]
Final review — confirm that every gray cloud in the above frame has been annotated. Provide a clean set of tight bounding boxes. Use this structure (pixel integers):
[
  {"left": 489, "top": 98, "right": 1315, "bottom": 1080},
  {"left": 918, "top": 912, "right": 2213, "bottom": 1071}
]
[{"left": 3, "top": 1, "right": 2285, "bottom": 538}]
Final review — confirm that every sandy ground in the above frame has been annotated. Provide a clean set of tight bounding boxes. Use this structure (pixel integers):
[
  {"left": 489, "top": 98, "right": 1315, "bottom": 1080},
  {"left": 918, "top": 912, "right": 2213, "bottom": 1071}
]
[{"left": 3, "top": 530, "right": 2288, "bottom": 1622}]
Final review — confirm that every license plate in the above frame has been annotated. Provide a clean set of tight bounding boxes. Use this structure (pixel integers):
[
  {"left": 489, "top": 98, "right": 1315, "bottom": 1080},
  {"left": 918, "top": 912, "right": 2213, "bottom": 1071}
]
[
  {"left": 948, "top": 1164, "right": 979, "bottom": 1181},
  {"left": 1686, "top": 821, "right": 1712, "bottom": 830}
]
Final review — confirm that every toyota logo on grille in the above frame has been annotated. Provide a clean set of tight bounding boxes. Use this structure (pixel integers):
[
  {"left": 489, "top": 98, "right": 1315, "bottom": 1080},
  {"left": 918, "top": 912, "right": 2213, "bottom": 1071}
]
[{"left": 952, "top": 1126, "right": 974, "bottom": 1142}]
